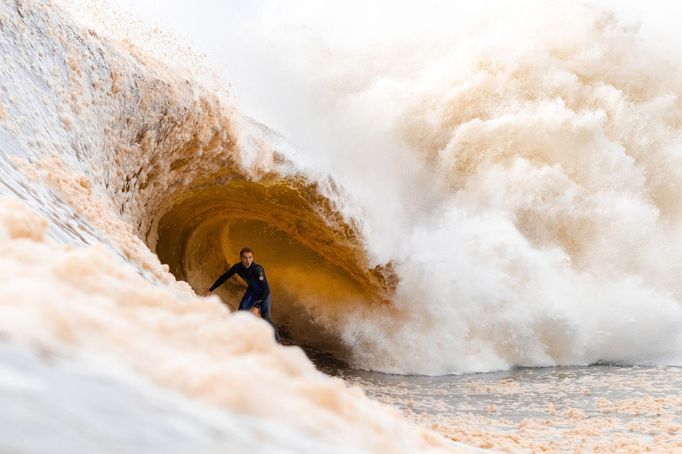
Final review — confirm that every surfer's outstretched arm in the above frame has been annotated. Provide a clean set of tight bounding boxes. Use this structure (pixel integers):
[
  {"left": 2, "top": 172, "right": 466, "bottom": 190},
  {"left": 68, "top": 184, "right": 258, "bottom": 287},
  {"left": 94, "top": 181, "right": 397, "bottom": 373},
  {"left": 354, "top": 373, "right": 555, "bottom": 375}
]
[{"left": 208, "top": 263, "right": 240, "bottom": 292}]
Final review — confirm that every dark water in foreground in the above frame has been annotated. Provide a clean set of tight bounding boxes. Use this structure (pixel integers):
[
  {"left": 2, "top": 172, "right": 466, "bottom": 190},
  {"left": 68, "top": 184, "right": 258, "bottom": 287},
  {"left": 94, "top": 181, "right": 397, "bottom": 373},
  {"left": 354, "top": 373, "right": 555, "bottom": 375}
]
[{"left": 307, "top": 350, "right": 682, "bottom": 451}]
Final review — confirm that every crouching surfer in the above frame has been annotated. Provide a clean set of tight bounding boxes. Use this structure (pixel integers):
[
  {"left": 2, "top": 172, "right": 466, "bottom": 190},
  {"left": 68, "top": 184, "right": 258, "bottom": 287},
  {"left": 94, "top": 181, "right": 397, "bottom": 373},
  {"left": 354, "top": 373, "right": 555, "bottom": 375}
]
[{"left": 208, "top": 247, "right": 281, "bottom": 343}]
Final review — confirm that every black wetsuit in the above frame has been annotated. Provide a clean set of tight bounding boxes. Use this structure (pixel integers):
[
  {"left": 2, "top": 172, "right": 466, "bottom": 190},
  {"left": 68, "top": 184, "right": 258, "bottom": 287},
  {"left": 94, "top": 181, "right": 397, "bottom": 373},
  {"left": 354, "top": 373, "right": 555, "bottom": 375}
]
[{"left": 209, "top": 262, "right": 280, "bottom": 342}]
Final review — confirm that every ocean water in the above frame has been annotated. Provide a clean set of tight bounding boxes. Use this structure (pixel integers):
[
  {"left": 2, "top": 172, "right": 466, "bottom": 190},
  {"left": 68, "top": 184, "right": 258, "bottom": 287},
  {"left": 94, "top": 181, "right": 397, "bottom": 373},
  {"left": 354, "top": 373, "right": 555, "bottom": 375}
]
[
  {"left": 2, "top": 0, "right": 682, "bottom": 451},
  {"left": 310, "top": 350, "right": 682, "bottom": 451},
  {"left": 0, "top": 1, "right": 458, "bottom": 452}
]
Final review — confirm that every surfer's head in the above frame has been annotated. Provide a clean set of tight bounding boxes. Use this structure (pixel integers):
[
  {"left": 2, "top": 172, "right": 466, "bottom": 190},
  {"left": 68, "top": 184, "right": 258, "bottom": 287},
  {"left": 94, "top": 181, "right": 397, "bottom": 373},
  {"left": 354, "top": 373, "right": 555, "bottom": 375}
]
[{"left": 240, "top": 247, "right": 254, "bottom": 268}]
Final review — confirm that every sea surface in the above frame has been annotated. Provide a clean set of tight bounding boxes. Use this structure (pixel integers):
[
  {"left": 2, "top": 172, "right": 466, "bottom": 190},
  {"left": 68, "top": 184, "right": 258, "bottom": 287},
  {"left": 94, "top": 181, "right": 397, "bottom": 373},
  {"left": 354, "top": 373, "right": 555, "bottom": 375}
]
[
  {"left": 309, "top": 349, "right": 682, "bottom": 451},
  {"left": 3, "top": 0, "right": 682, "bottom": 451}
]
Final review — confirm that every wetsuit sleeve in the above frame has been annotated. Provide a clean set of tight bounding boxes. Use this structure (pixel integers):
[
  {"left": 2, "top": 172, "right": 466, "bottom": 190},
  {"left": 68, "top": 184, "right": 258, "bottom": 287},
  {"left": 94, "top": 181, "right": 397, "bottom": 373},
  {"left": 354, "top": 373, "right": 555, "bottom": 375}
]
[
  {"left": 257, "top": 266, "right": 270, "bottom": 301},
  {"left": 208, "top": 263, "right": 240, "bottom": 292}
]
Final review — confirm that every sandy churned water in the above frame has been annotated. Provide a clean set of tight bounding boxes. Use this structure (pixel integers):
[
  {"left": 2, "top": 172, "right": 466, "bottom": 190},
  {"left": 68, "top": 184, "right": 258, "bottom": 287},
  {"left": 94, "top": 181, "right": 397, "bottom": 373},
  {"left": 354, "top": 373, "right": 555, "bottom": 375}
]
[
  {"left": 0, "top": 0, "right": 461, "bottom": 451},
  {"left": 313, "top": 353, "right": 682, "bottom": 452},
  {"left": 3, "top": 0, "right": 682, "bottom": 451}
]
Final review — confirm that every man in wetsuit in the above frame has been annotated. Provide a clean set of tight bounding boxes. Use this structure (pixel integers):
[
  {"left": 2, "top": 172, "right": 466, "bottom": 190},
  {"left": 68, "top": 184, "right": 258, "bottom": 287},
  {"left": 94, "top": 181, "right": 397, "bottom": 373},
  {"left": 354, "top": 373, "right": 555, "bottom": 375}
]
[{"left": 208, "top": 247, "right": 280, "bottom": 343}]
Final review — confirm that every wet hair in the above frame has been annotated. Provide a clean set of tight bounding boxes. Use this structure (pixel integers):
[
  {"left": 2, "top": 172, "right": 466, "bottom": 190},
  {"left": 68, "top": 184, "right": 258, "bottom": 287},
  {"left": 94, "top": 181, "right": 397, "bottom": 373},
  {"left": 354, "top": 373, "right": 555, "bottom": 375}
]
[{"left": 239, "top": 247, "right": 253, "bottom": 258}]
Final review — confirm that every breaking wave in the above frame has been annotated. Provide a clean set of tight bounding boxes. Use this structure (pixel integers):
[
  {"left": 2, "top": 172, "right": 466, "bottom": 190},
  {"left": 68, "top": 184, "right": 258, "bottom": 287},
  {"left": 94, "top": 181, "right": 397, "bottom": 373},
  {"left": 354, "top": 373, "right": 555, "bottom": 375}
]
[
  {"left": 2, "top": 0, "right": 682, "bottom": 390},
  {"left": 0, "top": 1, "right": 460, "bottom": 451}
]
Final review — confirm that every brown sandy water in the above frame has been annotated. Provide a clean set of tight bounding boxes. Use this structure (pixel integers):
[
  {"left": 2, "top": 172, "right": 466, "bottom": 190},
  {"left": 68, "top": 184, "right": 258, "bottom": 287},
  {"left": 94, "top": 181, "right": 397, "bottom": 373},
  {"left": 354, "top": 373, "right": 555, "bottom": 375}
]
[
  {"left": 4, "top": 0, "right": 682, "bottom": 452},
  {"left": 0, "top": 1, "right": 462, "bottom": 451},
  {"left": 310, "top": 350, "right": 682, "bottom": 452}
]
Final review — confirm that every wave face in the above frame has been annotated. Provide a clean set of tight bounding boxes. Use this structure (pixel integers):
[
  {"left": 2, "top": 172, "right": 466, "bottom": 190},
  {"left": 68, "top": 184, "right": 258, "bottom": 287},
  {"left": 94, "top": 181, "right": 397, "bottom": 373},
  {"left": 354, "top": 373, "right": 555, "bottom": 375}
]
[
  {"left": 2, "top": 0, "right": 682, "bottom": 387},
  {"left": 0, "top": 0, "right": 456, "bottom": 451}
]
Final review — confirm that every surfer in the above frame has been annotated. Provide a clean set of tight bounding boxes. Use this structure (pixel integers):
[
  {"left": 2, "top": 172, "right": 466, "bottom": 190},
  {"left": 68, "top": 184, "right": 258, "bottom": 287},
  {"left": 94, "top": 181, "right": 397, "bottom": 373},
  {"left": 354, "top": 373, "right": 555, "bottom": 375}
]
[{"left": 208, "top": 247, "right": 281, "bottom": 343}]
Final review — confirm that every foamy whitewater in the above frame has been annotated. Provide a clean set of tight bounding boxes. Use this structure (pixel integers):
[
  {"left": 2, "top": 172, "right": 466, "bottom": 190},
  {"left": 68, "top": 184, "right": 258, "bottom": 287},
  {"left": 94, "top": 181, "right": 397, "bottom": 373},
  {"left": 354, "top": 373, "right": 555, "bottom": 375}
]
[
  {"left": 1, "top": 0, "right": 682, "bottom": 451},
  {"left": 0, "top": 0, "right": 461, "bottom": 451}
]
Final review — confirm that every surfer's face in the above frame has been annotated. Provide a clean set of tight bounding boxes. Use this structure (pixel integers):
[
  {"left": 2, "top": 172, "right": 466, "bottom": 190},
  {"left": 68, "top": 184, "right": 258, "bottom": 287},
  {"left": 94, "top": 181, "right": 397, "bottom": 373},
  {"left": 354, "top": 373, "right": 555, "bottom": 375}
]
[{"left": 241, "top": 252, "right": 254, "bottom": 268}]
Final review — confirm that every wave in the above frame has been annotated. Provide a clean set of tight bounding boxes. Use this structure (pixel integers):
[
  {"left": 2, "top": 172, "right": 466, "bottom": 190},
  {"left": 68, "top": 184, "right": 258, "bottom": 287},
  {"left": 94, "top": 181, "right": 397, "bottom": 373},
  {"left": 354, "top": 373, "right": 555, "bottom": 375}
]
[
  {"left": 3, "top": 0, "right": 682, "bottom": 382},
  {"left": 0, "top": 0, "right": 453, "bottom": 451}
]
